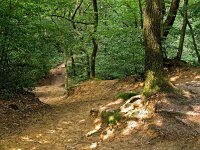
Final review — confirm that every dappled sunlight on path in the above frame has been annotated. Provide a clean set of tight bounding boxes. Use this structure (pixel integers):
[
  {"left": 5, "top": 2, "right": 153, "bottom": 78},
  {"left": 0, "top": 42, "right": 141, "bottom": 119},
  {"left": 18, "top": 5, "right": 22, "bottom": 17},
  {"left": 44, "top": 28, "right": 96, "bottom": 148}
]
[
  {"left": 1, "top": 66, "right": 200, "bottom": 149},
  {"left": 0, "top": 65, "right": 140, "bottom": 149}
]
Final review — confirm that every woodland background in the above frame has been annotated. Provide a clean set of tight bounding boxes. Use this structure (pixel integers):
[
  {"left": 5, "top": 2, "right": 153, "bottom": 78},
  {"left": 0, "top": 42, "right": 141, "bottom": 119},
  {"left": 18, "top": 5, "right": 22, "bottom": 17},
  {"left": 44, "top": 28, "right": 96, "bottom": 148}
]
[{"left": 0, "top": 0, "right": 200, "bottom": 96}]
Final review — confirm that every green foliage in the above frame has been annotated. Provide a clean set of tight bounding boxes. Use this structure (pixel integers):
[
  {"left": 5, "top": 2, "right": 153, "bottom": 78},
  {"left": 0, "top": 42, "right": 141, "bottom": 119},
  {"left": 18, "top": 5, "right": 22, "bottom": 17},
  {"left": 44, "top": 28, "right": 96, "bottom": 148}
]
[
  {"left": 101, "top": 110, "right": 122, "bottom": 125},
  {"left": 95, "top": 2, "right": 145, "bottom": 79},
  {"left": 0, "top": 0, "right": 63, "bottom": 97},
  {"left": 61, "top": 0, "right": 145, "bottom": 81},
  {"left": 116, "top": 91, "right": 138, "bottom": 101},
  {"left": 164, "top": 0, "right": 200, "bottom": 64},
  {"left": 96, "top": 29, "right": 144, "bottom": 79},
  {"left": 1, "top": 0, "right": 200, "bottom": 97}
]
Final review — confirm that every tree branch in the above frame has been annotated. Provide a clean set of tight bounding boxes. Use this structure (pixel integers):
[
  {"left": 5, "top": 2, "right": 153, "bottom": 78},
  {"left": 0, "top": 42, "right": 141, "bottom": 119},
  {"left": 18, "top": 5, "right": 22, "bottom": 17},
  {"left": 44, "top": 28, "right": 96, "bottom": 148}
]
[
  {"left": 71, "top": 0, "right": 84, "bottom": 20},
  {"left": 51, "top": 14, "right": 93, "bottom": 25},
  {"left": 179, "top": 10, "right": 200, "bottom": 63},
  {"left": 162, "top": 0, "right": 180, "bottom": 38}
]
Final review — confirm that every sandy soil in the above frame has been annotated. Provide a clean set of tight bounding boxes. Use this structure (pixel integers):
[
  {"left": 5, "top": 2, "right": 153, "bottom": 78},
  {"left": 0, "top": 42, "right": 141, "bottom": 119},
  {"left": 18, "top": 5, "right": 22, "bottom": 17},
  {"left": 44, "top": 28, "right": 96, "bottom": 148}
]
[{"left": 0, "top": 65, "right": 200, "bottom": 150}]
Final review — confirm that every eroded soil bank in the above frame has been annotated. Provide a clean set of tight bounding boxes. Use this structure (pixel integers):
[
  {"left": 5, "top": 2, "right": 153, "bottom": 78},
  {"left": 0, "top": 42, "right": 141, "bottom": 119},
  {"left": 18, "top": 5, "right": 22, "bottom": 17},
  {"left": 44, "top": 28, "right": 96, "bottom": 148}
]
[{"left": 0, "top": 66, "right": 200, "bottom": 150}]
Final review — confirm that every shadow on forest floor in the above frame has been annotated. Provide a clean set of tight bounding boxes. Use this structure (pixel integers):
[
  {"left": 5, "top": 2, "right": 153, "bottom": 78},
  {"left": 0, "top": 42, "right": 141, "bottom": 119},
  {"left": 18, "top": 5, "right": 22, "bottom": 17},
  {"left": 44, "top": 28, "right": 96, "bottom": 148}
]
[{"left": 0, "top": 65, "right": 200, "bottom": 150}]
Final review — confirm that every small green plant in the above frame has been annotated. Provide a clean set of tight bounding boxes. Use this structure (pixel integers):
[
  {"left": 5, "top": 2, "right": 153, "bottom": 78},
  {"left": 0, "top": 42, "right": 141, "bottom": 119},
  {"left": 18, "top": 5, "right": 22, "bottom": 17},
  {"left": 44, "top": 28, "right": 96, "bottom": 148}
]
[
  {"left": 101, "top": 110, "right": 122, "bottom": 125},
  {"left": 116, "top": 91, "right": 138, "bottom": 101}
]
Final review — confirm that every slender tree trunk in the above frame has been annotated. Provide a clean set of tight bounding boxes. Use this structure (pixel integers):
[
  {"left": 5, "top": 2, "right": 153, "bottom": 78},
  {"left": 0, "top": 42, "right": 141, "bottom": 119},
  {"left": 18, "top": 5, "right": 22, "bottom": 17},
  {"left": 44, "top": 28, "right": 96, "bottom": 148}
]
[
  {"left": 134, "top": 16, "right": 138, "bottom": 28},
  {"left": 91, "top": 0, "right": 98, "bottom": 78},
  {"left": 63, "top": 47, "right": 68, "bottom": 91},
  {"left": 86, "top": 52, "right": 90, "bottom": 78},
  {"left": 104, "top": 10, "right": 108, "bottom": 54},
  {"left": 80, "top": 37, "right": 91, "bottom": 78},
  {"left": 1, "top": 0, "right": 12, "bottom": 88},
  {"left": 162, "top": 0, "right": 180, "bottom": 39},
  {"left": 91, "top": 38, "right": 98, "bottom": 78},
  {"left": 161, "top": 0, "right": 180, "bottom": 59},
  {"left": 70, "top": 50, "right": 76, "bottom": 77},
  {"left": 69, "top": 0, "right": 84, "bottom": 77},
  {"left": 143, "top": 0, "right": 173, "bottom": 97},
  {"left": 70, "top": 0, "right": 91, "bottom": 78},
  {"left": 176, "top": 0, "right": 188, "bottom": 60},
  {"left": 187, "top": 23, "right": 200, "bottom": 63},
  {"left": 161, "top": 0, "right": 167, "bottom": 59},
  {"left": 179, "top": 10, "right": 200, "bottom": 63},
  {"left": 67, "top": 0, "right": 85, "bottom": 78},
  {"left": 138, "top": 0, "right": 143, "bottom": 29}
]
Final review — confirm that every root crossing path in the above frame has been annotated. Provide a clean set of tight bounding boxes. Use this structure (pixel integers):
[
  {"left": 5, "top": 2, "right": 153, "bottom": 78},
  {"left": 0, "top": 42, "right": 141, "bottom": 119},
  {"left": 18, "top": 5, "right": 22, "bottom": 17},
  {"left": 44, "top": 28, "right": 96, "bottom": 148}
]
[{"left": 1, "top": 66, "right": 200, "bottom": 150}]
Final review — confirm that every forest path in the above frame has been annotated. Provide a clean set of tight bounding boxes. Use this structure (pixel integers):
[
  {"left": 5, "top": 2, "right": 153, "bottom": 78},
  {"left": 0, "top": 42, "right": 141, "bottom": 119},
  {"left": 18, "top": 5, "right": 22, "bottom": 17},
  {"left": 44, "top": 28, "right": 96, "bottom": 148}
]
[
  {"left": 1, "top": 66, "right": 200, "bottom": 150},
  {"left": 35, "top": 64, "right": 66, "bottom": 105},
  {"left": 0, "top": 64, "right": 141, "bottom": 149}
]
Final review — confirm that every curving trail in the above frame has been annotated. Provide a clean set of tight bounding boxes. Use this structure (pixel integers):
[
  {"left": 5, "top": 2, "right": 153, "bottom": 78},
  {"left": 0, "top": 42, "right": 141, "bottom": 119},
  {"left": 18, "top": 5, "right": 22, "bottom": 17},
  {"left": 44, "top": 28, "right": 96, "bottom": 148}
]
[
  {"left": 0, "top": 66, "right": 200, "bottom": 150},
  {"left": 0, "top": 65, "right": 139, "bottom": 149}
]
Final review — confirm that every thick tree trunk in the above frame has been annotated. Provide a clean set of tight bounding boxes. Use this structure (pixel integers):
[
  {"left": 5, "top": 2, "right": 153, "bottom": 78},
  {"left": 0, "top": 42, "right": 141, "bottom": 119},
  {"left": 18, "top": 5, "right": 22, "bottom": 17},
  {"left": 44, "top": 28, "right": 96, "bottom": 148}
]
[
  {"left": 144, "top": 0, "right": 163, "bottom": 72},
  {"left": 90, "top": 0, "right": 98, "bottom": 78},
  {"left": 176, "top": 0, "right": 188, "bottom": 60},
  {"left": 143, "top": 0, "right": 173, "bottom": 97}
]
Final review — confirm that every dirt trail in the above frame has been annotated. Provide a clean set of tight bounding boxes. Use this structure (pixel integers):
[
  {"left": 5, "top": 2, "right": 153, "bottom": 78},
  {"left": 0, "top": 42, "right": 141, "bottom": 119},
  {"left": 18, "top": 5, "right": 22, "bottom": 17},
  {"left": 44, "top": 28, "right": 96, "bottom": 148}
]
[
  {"left": 1, "top": 66, "right": 200, "bottom": 150},
  {"left": 0, "top": 65, "right": 139, "bottom": 150}
]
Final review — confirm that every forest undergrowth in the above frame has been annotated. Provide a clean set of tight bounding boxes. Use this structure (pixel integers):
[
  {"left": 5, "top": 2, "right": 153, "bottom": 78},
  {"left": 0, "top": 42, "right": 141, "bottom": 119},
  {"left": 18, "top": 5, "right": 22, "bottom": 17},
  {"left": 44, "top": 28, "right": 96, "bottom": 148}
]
[{"left": 0, "top": 65, "right": 200, "bottom": 150}]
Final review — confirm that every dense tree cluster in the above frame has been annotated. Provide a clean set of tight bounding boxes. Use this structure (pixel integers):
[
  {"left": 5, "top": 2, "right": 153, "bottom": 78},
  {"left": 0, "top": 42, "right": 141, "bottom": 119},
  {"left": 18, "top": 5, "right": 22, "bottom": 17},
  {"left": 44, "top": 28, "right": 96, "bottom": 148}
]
[{"left": 0, "top": 0, "right": 199, "bottom": 97}]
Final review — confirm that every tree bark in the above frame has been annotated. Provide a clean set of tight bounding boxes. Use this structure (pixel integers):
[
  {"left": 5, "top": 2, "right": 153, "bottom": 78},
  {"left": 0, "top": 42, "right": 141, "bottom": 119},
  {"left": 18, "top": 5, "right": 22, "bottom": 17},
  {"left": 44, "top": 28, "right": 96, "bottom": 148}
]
[
  {"left": 138, "top": 0, "right": 143, "bottom": 29},
  {"left": 70, "top": 0, "right": 92, "bottom": 78},
  {"left": 68, "top": 0, "right": 85, "bottom": 77},
  {"left": 143, "top": 0, "right": 173, "bottom": 97},
  {"left": 162, "top": 0, "right": 180, "bottom": 39},
  {"left": 176, "top": 0, "right": 188, "bottom": 60},
  {"left": 161, "top": 0, "right": 180, "bottom": 59},
  {"left": 64, "top": 47, "right": 69, "bottom": 91},
  {"left": 0, "top": 0, "right": 12, "bottom": 88},
  {"left": 161, "top": 0, "right": 167, "bottom": 58},
  {"left": 70, "top": 50, "right": 76, "bottom": 77},
  {"left": 179, "top": 10, "right": 200, "bottom": 63},
  {"left": 80, "top": 37, "right": 91, "bottom": 78},
  {"left": 90, "top": 0, "right": 98, "bottom": 78}
]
